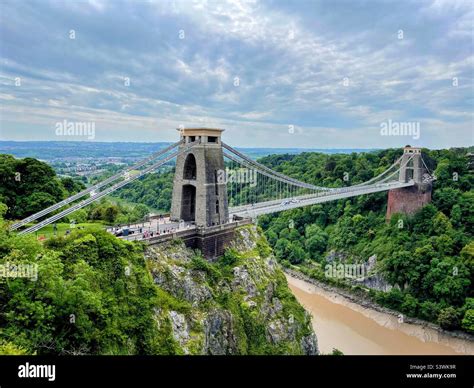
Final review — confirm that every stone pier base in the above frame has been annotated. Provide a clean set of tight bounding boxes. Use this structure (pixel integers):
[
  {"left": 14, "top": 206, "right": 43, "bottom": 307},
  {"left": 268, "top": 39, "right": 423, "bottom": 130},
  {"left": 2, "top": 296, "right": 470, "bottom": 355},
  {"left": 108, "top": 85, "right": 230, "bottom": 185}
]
[
  {"left": 386, "top": 183, "right": 432, "bottom": 220},
  {"left": 148, "top": 219, "right": 252, "bottom": 260}
]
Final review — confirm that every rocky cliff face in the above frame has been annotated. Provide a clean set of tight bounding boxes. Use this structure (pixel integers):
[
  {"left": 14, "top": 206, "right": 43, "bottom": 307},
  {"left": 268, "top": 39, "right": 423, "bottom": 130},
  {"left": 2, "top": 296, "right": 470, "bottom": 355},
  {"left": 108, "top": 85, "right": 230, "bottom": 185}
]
[
  {"left": 145, "top": 225, "right": 318, "bottom": 355},
  {"left": 326, "top": 251, "right": 393, "bottom": 292}
]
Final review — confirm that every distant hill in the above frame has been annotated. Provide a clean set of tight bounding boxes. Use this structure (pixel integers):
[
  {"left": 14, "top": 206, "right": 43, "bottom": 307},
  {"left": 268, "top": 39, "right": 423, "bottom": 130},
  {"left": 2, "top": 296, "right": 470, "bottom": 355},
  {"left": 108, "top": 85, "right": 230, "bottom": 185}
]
[{"left": 0, "top": 141, "right": 376, "bottom": 161}]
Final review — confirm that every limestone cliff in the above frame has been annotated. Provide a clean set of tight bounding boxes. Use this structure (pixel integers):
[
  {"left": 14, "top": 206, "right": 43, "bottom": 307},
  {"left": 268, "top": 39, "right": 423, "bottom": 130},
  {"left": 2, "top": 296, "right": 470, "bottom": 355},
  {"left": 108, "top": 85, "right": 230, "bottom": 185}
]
[{"left": 145, "top": 225, "right": 318, "bottom": 355}]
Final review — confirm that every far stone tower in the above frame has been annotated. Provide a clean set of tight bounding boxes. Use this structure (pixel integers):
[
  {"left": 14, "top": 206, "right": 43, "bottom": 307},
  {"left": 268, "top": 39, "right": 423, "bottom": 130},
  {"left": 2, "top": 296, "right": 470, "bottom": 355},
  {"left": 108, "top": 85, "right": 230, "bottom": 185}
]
[{"left": 386, "top": 146, "right": 432, "bottom": 220}]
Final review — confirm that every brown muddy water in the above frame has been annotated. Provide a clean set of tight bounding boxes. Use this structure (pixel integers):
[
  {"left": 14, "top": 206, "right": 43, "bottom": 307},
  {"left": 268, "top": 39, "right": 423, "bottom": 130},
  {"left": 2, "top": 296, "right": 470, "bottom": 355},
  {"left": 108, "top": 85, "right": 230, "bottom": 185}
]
[{"left": 286, "top": 274, "right": 474, "bottom": 355}]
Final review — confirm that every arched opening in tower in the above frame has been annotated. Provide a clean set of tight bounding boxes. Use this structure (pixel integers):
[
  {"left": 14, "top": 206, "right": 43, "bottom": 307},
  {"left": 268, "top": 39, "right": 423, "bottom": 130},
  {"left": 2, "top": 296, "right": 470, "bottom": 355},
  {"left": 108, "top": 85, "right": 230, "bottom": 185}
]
[
  {"left": 183, "top": 153, "right": 197, "bottom": 180},
  {"left": 406, "top": 158, "right": 414, "bottom": 181},
  {"left": 181, "top": 184, "right": 196, "bottom": 221}
]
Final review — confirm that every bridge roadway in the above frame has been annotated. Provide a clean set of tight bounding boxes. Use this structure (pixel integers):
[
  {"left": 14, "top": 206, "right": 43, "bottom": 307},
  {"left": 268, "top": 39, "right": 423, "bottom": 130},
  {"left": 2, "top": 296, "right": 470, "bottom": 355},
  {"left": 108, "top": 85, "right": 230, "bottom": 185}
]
[
  {"left": 117, "top": 180, "right": 414, "bottom": 241},
  {"left": 109, "top": 216, "right": 196, "bottom": 242},
  {"left": 229, "top": 180, "right": 415, "bottom": 218}
]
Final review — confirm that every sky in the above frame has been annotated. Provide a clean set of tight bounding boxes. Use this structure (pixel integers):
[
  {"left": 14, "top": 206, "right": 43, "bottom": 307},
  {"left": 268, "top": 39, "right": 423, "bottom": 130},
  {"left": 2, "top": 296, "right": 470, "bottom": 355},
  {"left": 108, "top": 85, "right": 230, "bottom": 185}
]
[{"left": 0, "top": 0, "right": 472, "bottom": 148}]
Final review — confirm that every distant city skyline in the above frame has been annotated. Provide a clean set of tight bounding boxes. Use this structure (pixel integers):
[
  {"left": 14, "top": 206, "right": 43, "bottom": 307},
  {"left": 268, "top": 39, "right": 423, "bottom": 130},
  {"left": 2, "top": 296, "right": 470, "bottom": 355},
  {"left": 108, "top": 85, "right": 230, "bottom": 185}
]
[{"left": 0, "top": 0, "right": 473, "bottom": 148}]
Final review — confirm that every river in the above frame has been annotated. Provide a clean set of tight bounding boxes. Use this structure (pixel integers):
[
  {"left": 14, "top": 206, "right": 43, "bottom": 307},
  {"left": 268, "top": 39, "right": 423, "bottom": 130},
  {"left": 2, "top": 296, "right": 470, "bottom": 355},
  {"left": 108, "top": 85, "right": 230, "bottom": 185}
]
[{"left": 286, "top": 274, "right": 474, "bottom": 355}]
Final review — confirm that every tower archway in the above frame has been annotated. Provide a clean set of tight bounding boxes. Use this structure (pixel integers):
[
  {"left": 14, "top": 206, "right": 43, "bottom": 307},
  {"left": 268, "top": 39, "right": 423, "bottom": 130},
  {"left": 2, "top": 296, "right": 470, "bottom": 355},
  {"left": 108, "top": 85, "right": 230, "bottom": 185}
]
[
  {"left": 181, "top": 184, "right": 196, "bottom": 221},
  {"left": 183, "top": 153, "right": 197, "bottom": 180}
]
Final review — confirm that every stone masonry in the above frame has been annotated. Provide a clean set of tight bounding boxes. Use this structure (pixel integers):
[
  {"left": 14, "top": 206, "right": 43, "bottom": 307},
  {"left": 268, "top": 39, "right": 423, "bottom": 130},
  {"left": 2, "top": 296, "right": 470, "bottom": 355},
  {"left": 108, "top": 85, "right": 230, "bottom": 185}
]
[{"left": 171, "top": 128, "right": 229, "bottom": 227}]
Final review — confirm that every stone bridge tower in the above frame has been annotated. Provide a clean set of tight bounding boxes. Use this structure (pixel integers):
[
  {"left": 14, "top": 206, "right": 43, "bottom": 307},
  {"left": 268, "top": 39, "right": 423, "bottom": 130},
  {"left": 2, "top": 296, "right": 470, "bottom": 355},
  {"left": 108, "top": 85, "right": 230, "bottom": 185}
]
[
  {"left": 171, "top": 128, "right": 229, "bottom": 227},
  {"left": 386, "top": 146, "right": 432, "bottom": 220},
  {"left": 398, "top": 146, "right": 424, "bottom": 184}
]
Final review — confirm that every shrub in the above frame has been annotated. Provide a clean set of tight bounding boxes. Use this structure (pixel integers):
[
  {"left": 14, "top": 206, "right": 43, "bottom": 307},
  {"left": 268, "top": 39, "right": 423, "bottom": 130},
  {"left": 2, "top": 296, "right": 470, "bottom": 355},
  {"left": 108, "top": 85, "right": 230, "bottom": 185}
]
[
  {"left": 461, "top": 310, "right": 474, "bottom": 333},
  {"left": 437, "top": 307, "right": 459, "bottom": 330}
]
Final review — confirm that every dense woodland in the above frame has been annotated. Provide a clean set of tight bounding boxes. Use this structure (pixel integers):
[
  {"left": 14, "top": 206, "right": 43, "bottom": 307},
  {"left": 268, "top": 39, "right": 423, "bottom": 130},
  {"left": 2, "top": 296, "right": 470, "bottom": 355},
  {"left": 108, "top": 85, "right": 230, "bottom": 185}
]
[
  {"left": 0, "top": 215, "right": 163, "bottom": 355},
  {"left": 0, "top": 154, "right": 151, "bottom": 226},
  {"left": 256, "top": 147, "right": 473, "bottom": 333}
]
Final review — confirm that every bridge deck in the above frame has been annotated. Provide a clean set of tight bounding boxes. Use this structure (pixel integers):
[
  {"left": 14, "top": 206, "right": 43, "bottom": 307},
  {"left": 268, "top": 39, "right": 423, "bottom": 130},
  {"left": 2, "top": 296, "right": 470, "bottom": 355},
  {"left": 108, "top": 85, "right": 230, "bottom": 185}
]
[{"left": 230, "top": 181, "right": 414, "bottom": 217}]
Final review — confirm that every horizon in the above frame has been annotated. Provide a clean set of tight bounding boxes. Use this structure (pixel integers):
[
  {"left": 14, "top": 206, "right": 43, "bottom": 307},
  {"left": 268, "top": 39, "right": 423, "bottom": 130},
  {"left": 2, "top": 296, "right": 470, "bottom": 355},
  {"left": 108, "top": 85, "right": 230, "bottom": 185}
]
[
  {"left": 1, "top": 139, "right": 472, "bottom": 152},
  {"left": 0, "top": 139, "right": 378, "bottom": 150}
]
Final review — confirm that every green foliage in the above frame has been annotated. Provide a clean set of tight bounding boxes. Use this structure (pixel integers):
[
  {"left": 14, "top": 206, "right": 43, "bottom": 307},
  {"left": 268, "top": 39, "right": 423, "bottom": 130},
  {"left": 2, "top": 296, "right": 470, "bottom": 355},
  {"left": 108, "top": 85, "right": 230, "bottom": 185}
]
[
  {"left": 461, "top": 309, "right": 474, "bottom": 333},
  {"left": 0, "top": 339, "right": 30, "bottom": 355},
  {"left": 81, "top": 198, "right": 153, "bottom": 226},
  {"left": 260, "top": 147, "right": 473, "bottom": 333},
  {"left": 256, "top": 235, "right": 273, "bottom": 258},
  {"left": 376, "top": 288, "right": 404, "bottom": 310},
  {"left": 0, "top": 155, "right": 85, "bottom": 220},
  {"left": 115, "top": 170, "right": 174, "bottom": 212},
  {"left": 437, "top": 307, "right": 459, "bottom": 330},
  {"left": 400, "top": 293, "right": 418, "bottom": 317},
  {"left": 0, "top": 219, "right": 163, "bottom": 355},
  {"left": 305, "top": 224, "right": 328, "bottom": 259},
  {"left": 221, "top": 248, "right": 240, "bottom": 267},
  {"left": 189, "top": 254, "right": 221, "bottom": 284},
  {"left": 288, "top": 242, "right": 307, "bottom": 264},
  {"left": 419, "top": 301, "right": 440, "bottom": 322},
  {"left": 0, "top": 154, "right": 149, "bottom": 226},
  {"left": 0, "top": 202, "right": 8, "bottom": 218}
]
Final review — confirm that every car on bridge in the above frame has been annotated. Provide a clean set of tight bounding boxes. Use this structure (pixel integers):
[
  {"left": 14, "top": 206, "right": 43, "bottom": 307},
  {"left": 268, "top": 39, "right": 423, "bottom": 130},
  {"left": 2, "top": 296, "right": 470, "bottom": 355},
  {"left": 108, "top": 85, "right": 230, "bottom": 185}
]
[{"left": 114, "top": 228, "right": 136, "bottom": 237}]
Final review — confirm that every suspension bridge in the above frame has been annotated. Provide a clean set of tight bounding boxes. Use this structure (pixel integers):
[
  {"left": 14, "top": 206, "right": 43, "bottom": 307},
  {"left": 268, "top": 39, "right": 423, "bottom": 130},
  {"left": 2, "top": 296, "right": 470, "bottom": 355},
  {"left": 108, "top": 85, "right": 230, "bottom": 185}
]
[{"left": 10, "top": 128, "right": 434, "bottom": 258}]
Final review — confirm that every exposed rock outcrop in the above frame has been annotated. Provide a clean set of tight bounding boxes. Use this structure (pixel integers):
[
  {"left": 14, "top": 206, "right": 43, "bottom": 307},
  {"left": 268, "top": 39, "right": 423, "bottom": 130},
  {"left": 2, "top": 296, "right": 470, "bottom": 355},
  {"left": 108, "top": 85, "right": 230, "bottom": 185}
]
[{"left": 145, "top": 225, "right": 318, "bottom": 355}]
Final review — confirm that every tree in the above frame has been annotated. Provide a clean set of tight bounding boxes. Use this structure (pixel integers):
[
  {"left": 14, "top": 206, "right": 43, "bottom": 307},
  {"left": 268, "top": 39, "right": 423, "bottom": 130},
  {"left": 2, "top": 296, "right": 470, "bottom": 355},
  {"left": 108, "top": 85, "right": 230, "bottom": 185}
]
[
  {"left": 432, "top": 212, "right": 453, "bottom": 235},
  {"left": 450, "top": 204, "right": 462, "bottom": 226},
  {"left": 412, "top": 204, "right": 438, "bottom": 235},
  {"left": 401, "top": 294, "right": 418, "bottom": 317},
  {"left": 288, "top": 243, "right": 307, "bottom": 265},
  {"left": 433, "top": 187, "right": 460, "bottom": 215},
  {"left": 0, "top": 155, "right": 77, "bottom": 220},
  {"left": 419, "top": 301, "right": 440, "bottom": 322},
  {"left": 383, "top": 251, "right": 413, "bottom": 288},
  {"left": 60, "top": 177, "right": 85, "bottom": 194},
  {"left": 104, "top": 205, "right": 118, "bottom": 223},
  {"left": 0, "top": 202, "right": 7, "bottom": 218},
  {"left": 133, "top": 204, "right": 149, "bottom": 220},
  {"left": 460, "top": 242, "right": 474, "bottom": 267},
  {"left": 274, "top": 238, "right": 291, "bottom": 260},
  {"left": 0, "top": 225, "right": 163, "bottom": 355},
  {"left": 437, "top": 307, "right": 459, "bottom": 330},
  {"left": 461, "top": 310, "right": 474, "bottom": 333},
  {"left": 424, "top": 257, "right": 470, "bottom": 305},
  {"left": 305, "top": 224, "right": 328, "bottom": 258}
]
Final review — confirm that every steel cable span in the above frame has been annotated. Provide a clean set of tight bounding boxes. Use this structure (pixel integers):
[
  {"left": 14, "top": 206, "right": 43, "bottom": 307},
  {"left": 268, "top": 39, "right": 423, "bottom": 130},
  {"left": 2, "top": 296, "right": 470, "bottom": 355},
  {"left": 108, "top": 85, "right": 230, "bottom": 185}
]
[
  {"left": 227, "top": 155, "right": 414, "bottom": 215},
  {"left": 10, "top": 140, "right": 183, "bottom": 231},
  {"left": 351, "top": 156, "right": 403, "bottom": 187},
  {"left": 223, "top": 142, "right": 409, "bottom": 191},
  {"left": 18, "top": 141, "right": 198, "bottom": 235},
  {"left": 222, "top": 142, "right": 334, "bottom": 191},
  {"left": 223, "top": 151, "right": 321, "bottom": 191}
]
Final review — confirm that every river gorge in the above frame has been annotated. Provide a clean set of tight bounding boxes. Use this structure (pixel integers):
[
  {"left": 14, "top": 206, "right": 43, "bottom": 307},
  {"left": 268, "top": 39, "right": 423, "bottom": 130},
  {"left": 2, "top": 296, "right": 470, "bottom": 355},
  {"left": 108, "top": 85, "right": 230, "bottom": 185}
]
[{"left": 286, "top": 274, "right": 474, "bottom": 355}]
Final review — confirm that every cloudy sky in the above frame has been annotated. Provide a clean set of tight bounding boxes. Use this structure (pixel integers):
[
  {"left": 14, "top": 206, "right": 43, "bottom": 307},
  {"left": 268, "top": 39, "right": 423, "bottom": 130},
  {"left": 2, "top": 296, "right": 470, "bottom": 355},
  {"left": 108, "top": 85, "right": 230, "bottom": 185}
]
[{"left": 0, "top": 0, "right": 472, "bottom": 148}]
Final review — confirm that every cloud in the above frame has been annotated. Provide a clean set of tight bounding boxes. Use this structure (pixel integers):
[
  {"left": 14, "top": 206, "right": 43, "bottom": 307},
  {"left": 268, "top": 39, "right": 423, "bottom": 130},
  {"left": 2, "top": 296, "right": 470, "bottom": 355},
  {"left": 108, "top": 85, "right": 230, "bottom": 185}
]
[{"left": 0, "top": 0, "right": 472, "bottom": 148}]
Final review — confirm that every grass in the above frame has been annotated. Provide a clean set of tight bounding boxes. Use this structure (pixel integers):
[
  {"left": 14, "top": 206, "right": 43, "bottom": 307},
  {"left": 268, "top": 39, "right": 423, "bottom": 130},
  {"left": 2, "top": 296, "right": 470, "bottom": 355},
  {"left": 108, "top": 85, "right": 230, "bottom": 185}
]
[{"left": 30, "top": 222, "right": 106, "bottom": 240}]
